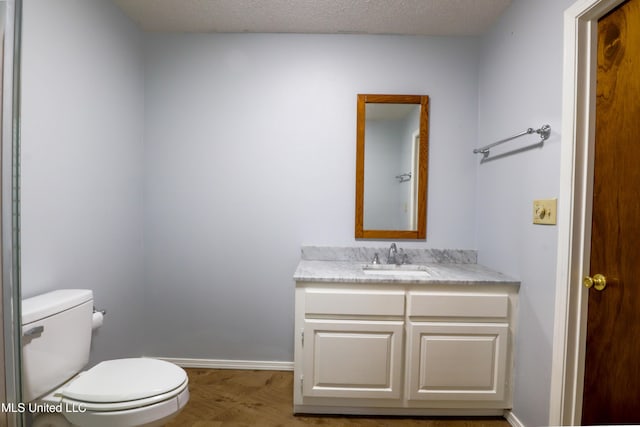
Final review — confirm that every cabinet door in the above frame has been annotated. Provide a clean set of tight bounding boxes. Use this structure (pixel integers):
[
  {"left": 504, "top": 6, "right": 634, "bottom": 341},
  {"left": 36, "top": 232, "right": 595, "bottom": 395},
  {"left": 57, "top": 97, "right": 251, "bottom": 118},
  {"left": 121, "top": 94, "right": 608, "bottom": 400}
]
[
  {"left": 407, "top": 322, "right": 508, "bottom": 402},
  {"left": 302, "top": 319, "right": 403, "bottom": 399}
]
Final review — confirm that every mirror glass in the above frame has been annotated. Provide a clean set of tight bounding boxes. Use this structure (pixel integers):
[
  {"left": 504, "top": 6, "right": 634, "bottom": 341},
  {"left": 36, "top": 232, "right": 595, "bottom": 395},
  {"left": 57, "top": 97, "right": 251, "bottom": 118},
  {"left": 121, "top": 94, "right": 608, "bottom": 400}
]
[{"left": 355, "top": 95, "right": 429, "bottom": 239}]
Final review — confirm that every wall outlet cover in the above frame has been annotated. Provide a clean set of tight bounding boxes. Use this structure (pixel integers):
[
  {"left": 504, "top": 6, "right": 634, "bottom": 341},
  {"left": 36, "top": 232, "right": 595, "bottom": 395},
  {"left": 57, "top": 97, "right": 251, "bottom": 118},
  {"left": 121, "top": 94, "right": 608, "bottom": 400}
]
[{"left": 533, "top": 199, "right": 557, "bottom": 225}]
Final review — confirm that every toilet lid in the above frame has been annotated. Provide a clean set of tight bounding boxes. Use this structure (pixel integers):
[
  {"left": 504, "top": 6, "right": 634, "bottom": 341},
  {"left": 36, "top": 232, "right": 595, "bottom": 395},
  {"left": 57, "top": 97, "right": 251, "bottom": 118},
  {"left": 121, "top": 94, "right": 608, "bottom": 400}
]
[{"left": 62, "top": 358, "right": 187, "bottom": 403}]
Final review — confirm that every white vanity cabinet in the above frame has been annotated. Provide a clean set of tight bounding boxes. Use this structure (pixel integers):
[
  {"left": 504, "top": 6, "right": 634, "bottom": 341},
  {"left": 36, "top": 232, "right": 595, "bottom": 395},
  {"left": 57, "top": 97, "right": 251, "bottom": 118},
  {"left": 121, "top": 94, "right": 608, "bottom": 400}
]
[
  {"left": 294, "top": 282, "right": 518, "bottom": 416},
  {"left": 300, "top": 289, "right": 405, "bottom": 401}
]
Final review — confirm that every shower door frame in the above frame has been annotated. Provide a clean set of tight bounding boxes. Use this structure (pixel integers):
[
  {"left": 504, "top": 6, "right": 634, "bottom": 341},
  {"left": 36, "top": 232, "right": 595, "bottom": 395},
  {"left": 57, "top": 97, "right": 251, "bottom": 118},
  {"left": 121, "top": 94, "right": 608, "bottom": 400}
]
[{"left": 1, "top": 0, "right": 22, "bottom": 426}]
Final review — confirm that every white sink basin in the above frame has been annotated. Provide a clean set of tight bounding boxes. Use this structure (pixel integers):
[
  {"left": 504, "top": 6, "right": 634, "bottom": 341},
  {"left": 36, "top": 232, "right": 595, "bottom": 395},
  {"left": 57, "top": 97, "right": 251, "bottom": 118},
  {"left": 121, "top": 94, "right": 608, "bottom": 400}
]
[{"left": 362, "top": 265, "right": 432, "bottom": 276}]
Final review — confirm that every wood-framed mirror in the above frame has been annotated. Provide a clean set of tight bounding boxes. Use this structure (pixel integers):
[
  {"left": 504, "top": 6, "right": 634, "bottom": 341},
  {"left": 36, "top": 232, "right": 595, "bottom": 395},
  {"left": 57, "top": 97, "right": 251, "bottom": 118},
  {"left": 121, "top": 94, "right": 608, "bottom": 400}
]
[{"left": 355, "top": 94, "right": 429, "bottom": 239}]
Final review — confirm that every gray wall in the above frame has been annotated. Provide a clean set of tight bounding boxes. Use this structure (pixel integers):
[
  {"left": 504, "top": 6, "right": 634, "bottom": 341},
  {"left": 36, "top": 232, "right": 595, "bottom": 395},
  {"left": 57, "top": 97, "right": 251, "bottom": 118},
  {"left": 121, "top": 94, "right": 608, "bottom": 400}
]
[
  {"left": 20, "top": 2, "right": 480, "bottom": 364},
  {"left": 20, "top": 0, "right": 146, "bottom": 364},
  {"left": 476, "top": 0, "right": 575, "bottom": 425},
  {"left": 142, "top": 34, "right": 480, "bottom": 360}
]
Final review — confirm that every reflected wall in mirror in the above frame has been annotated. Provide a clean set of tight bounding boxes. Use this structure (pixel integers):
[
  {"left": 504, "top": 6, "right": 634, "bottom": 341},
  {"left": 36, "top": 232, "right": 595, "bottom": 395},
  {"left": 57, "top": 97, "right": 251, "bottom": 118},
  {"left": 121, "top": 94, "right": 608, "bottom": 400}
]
[{"left": 355, "top": 94, "right": 429, "bottom": 239}]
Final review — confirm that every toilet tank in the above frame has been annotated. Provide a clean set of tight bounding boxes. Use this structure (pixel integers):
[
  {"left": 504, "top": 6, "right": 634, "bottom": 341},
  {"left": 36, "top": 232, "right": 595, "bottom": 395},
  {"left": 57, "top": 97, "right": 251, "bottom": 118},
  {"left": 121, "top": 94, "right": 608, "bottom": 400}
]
[{"left": 22, "top": 289, "right": 94, "bottom": 402}]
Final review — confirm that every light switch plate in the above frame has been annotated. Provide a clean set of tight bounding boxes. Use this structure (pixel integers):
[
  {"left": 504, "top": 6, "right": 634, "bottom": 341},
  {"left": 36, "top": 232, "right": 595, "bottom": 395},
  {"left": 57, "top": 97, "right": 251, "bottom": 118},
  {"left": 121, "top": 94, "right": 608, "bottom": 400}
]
[{"left": 533, "top": 199, "right": 557, "bottom": 225}]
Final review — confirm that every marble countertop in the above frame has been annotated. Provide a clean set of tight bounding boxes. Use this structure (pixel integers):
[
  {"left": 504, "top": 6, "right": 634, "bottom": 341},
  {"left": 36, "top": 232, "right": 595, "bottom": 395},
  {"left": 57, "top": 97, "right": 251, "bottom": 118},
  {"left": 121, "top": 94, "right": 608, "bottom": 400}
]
[{"left": 293, "top": 260, "right": 519, "bottom": 285}]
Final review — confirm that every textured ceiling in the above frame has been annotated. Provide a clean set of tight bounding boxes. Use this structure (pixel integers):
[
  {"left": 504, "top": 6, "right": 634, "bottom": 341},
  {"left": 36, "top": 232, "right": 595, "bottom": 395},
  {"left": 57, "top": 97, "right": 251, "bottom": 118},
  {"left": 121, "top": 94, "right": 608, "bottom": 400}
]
[{"left": 114, "top": 0, "right": 511, "bottom": 36}]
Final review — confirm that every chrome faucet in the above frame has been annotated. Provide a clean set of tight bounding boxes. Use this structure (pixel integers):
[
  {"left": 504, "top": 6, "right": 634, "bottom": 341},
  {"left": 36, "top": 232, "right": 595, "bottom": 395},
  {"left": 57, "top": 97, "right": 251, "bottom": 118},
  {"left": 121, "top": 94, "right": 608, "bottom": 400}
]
[
  {"left": 387, "top": 243, "right": 409, "bottom": 265},
  {"left": 387, "top": 243, "right": 398, "bottom": 264}
]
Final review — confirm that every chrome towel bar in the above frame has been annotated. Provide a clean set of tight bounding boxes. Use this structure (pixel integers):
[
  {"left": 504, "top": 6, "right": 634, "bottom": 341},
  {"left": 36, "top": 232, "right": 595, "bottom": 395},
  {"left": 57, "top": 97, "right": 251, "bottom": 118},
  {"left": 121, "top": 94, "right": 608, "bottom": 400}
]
[{"left": 473, "top": 124, "right": 551, "bottom": 159}]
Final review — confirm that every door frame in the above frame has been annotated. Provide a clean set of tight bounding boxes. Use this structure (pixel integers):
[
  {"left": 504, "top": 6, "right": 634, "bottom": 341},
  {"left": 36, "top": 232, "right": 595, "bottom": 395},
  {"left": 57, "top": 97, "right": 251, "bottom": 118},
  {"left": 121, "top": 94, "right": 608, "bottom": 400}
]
[
  {"left": 550, "top": 0, "right": 628, "bottom": 424},
  {"left": 409, "top": 129, "right": 420, "bottom": 230}
]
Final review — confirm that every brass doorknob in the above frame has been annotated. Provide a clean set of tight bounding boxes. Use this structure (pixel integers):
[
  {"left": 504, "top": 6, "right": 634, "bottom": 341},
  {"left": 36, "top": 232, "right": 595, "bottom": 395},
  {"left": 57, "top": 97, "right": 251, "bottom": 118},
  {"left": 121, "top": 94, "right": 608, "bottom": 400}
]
[{"left": 583, "top": 274, "right": 607, "bottom": 291}]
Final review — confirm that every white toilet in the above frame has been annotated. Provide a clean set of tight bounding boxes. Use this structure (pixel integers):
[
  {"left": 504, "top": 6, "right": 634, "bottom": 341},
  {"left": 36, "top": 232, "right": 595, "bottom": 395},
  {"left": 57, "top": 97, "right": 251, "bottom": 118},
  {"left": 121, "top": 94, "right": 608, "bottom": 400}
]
[{"left": 21, "top": 289, "right": 189, "bottom": 427}]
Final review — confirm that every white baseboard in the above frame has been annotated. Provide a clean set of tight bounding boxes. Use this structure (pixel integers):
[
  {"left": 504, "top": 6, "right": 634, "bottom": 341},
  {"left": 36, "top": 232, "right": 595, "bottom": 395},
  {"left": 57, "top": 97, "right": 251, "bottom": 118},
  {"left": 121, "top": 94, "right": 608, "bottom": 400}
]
[
  {"left": 155, "top": 357, "right": 294, "bottom": 371},
  {"left": 504, "top": 410, "right": 525, "bottom": 427}
]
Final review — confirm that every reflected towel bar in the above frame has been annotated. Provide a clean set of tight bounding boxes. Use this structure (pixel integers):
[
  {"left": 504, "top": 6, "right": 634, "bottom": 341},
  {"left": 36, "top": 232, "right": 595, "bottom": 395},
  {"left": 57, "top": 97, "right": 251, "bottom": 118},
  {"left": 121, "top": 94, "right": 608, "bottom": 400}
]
[
  {"left": 473, "top": 124, "right": 551, "bottom": 159},
  {"left": 395, "top": 173, "right": 411, "bottom": 183}
]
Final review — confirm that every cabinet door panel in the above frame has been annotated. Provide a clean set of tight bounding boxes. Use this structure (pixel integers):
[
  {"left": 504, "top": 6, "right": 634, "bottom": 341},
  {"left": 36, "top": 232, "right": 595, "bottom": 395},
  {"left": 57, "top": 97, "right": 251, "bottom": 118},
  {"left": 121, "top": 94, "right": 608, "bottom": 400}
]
[
  {"left": 408, "top": 322, "right": 508, "bottom": 402},
  {"left": 303, "top": 320, "right": 403, "bottom": 399}
]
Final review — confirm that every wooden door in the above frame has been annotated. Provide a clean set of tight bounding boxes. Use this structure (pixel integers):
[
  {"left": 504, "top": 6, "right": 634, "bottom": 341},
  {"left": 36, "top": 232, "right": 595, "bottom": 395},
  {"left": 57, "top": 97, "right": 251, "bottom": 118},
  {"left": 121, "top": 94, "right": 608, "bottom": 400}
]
[{"left": 582, "top": 0, "right": 640, "bottom": 423}]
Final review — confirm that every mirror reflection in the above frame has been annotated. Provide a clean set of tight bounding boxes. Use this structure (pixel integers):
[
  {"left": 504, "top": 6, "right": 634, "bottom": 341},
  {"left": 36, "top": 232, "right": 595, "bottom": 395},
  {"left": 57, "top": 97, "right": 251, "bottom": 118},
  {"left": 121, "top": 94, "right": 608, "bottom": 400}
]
[
  {"left": 364, "top": 103, "right": 421, "bottom": 230},
  {"left": 355, "top": 94, "right": 429, "bottom": 240}
]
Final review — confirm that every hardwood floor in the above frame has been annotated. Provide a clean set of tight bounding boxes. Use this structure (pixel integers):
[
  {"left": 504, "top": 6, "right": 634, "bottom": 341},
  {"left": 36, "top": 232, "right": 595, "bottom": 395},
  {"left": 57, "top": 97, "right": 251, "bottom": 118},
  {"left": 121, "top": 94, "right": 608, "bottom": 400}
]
[{"left": 166, "top": 368, "right": 511, "bottom": 427}]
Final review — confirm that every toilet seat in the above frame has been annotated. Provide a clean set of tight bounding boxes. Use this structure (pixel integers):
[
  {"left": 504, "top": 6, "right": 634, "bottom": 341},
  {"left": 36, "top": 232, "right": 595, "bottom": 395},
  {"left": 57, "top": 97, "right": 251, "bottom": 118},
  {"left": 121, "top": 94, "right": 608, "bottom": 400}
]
[
  {"left": 61, "top": 379, "right": 188, "bottom": 412},
  {"left": 38, "top": 358, "right": 189, "bottom": 427},
  {"left": 60, "top": 358, "right": 187, "bottom": 410},
  {"left": 63, "top": 385, "right": 189, "bottom": 427}
]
